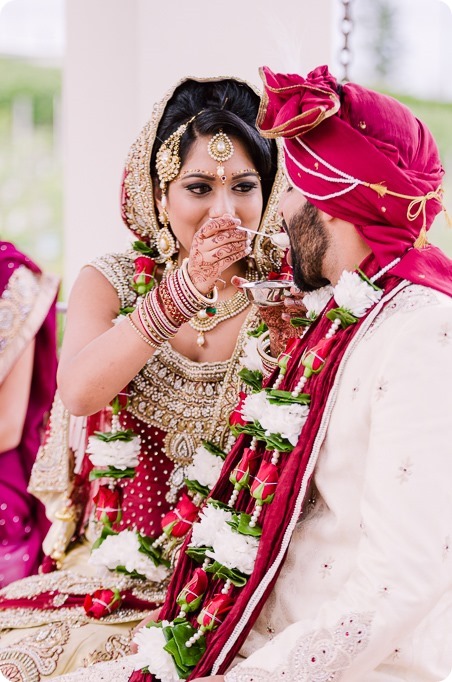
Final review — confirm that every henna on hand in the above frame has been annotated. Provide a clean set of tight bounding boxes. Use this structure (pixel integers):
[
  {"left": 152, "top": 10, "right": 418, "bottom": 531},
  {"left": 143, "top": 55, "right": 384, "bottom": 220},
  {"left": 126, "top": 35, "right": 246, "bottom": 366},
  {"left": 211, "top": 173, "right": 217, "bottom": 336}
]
[{"left": 188, "top": 215, "right": 249, "bottom": 294}]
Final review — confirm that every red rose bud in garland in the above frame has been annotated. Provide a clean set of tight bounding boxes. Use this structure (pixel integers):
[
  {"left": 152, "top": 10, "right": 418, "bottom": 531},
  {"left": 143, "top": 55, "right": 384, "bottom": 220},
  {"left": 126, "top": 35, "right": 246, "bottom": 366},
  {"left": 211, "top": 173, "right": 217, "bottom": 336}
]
[
  {"left": 278, "top": 336, "right": 301, "bottom": 375},
  {"left": 93, "top": 485, "right": 123, "bottom": 525},
  {"left": 250, "top": 460, "right": 279, "bottom": 504},
  {"left": 229, "top": 391, "right": 247, "bottom": 428},
  {"left": 176, "top": 568, "right": 209, "bottom": 613},
  {"left": 197, "top": 593, "right": 234, "bottom": 631},
  {"left": 161, "top": 493, "right": 199, "bottom": 538},
  {"left": 132, "top": 255, "right": 157, "bottom": 295},
  {"left": 83, "top": 588, "right": 122, "bottom": 619},
  {"left": 229, "top": 447, "right": 261, "bottom": 491},
  {"left": 301, "top": 336, "right": 336, "bottom": 378}
]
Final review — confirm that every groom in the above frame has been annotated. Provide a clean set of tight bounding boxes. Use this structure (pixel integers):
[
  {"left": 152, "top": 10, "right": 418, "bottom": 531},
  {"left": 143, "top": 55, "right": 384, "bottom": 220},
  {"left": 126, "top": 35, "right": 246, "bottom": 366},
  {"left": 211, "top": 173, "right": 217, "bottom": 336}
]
[{"left": 174, "top": 64, "right": 452, "bottom": 682}]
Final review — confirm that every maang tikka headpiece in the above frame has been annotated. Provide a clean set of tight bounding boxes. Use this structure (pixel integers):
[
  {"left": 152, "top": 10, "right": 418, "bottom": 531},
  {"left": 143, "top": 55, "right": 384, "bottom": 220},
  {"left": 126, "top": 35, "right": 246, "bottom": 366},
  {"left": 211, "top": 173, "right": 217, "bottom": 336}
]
[
  {"left": 207, "top": 130, "right": 234, "bottom": 184},
  {"left": 155, "top": 113, "right": 198, "bottom": 264}
]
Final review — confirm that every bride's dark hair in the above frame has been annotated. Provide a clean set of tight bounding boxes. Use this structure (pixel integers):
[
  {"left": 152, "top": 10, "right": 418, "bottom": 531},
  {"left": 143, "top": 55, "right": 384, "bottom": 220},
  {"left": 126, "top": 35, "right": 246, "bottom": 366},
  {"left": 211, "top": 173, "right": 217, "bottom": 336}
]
[{"left": 151, "top": 79, "right": 277, "bottom": 207}]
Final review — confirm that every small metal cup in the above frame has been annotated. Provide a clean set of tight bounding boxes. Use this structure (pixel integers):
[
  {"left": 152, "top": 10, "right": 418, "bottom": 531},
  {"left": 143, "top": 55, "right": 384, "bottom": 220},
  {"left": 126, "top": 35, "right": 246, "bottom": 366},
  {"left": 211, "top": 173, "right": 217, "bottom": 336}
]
[{"left": 241, "top": 279, "right": 294, "bottom": 307}]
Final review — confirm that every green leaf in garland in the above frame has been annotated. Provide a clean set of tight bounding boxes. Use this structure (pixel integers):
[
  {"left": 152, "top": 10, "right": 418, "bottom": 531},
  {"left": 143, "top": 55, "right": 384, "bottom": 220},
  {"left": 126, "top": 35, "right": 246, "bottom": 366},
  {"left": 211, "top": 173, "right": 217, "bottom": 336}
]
[
  {"left": 208, "top": 499, "right": 234, "bottom": 512},
  {"left": 138, "top": 534, "right": 171, "bottom": 568},
  {"left": 93, "top": 429, "right": 137, "bottom": 442},
  {"left": 186, "top": 546, "right": 210, "bottom": 564},
  {"left": 247, "top": 321, "right": 268, "bottom": 338},
  {"left": 184, "top": 478, "right": 210, "bottom": 498},
  {"left": 228, "top": 512, "right": 262, "bottom": 537},
  {"left": 205, "top": 560, "right": 248, "bottom": 587},
  {"left": 238, "top": 368, "right": 263, "bottom": 392},
  {"left": 201, "top": 440, "right": 227, "bottom": 460},
  {"left": 266, "top": 388, "right": 311, "bottom": 405},
  {"left": 118, "top": 306, "right": 135, "bottom": 315},
  {"left": 290, "top": 316, "right": 312, "bottom": 328},
  {"left": 230, "top": 421, "right": 265, "bottom": 440},
  {"left": 263, "top": 432, "right": 294, "bottom": 452},
  {"left": 356, "top": 267, "right": 382, "bottom": 291},
  {"left": 231, "top": 421, "right": 293, "bottom": 452},
  {"left": 90, "top": 523, "right": 118, "bottom": 551},
  {"left": 132, "top": 240, "right": 159, "bottom": 258},
  {"left": 89, "top": 466, "right": 136, "bottom": 481},
  {"left": 163, "top": 620, "right": 206, "bottom": 674},
  {"left": 326, "top": 307, "right": 358, "bottom": 328},
  {"left": 114, "top": 565, "right": 147, "bottom": 580}
]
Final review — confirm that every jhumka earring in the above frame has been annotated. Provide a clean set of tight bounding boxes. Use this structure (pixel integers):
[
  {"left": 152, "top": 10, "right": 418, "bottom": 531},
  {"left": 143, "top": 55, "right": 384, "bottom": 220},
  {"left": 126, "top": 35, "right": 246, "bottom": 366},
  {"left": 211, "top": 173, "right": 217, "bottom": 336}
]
[
  {"left": 207, "top": 131, "right": 234, "bottom": 184},
  {"left": 155, "top": 116, "right": 197, "bottom": 265}
]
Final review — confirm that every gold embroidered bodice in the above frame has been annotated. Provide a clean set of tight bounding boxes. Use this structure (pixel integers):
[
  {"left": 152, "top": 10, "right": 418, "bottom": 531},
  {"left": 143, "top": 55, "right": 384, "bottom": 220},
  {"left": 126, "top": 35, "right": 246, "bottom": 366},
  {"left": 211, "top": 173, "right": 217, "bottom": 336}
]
[{"left": 91, "top": 252, "right": 255, "bottom": 493}]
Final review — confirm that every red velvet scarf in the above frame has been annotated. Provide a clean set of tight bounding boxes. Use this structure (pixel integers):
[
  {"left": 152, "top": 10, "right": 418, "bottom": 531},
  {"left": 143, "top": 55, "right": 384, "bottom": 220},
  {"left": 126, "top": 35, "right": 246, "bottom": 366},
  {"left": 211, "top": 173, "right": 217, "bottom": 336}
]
[{"left": 130, "top": 255, "right": 405, "bottom": 681}]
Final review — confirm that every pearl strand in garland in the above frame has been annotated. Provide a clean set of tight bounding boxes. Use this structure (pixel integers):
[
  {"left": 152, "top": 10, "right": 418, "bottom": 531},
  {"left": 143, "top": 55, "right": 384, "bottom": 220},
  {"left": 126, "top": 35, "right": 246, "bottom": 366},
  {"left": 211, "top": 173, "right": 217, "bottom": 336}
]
[
  {"left": 290, "top": 258, "right": 401, "bottom": 399},
  {"left": 369, "top": 256, "right": 401, "bottom": 283}
]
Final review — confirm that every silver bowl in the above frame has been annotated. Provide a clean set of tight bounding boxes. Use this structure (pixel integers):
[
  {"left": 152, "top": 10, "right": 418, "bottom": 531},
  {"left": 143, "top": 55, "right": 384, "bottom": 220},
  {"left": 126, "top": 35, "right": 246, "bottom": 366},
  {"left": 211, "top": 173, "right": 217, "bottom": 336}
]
[{"left": 241, "top": 279, "right": 294, "bottom": 307}]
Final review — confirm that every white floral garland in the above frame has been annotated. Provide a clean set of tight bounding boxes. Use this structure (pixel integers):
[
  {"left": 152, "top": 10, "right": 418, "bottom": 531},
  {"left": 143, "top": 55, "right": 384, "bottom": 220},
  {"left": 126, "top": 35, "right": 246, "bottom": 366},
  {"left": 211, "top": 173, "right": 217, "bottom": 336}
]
[
  {"left": 185, "top": 444, "right": 224, "bottom": 491},
  {"left": 334, "top": 270, "right": 382, "bottom": 316},
  {"left": 86, "top": 434, "right": 141, "bottom": 470},
  {"left": 189, "top": 504, "right": 258, "bottom": 575},
  {"left": 240, "top": 334, "right": 265, "bottom": 373},
  {"left": 241, "top": 391, "right": 309, "bottom": 446},
  {"left": 302, "top": 284, "right": 334, "bottom": 319},
  {"left": 131, "top": 622, "right": 181, "bottom": 680},
  {"left": 89, "top": 529, "right": 169, "bottom": 581}
]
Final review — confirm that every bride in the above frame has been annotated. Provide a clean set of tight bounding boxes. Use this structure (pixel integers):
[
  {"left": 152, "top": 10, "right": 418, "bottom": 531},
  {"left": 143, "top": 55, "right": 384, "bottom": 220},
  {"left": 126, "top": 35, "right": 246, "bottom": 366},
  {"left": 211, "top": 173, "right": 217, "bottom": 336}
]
[{"left": 0, "top": 76, "right": 284, "bottom": 680}]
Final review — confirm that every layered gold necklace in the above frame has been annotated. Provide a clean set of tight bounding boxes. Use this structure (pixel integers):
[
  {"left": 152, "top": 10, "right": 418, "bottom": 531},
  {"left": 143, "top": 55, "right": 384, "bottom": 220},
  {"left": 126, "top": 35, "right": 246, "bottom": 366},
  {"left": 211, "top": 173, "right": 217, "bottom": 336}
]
[{"left": 189, "top": 272, "right": 257, "bottom": 347}]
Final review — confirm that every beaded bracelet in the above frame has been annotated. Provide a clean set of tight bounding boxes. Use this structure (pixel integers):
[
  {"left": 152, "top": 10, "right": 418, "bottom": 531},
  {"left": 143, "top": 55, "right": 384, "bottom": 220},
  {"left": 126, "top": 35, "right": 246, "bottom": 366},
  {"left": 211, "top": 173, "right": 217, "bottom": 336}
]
[
  {"left": 137, "top": 300, "right": 167, "bottom": 346},
  {"left": 127, "top": 314, "right": 160, "bottom": 349}
]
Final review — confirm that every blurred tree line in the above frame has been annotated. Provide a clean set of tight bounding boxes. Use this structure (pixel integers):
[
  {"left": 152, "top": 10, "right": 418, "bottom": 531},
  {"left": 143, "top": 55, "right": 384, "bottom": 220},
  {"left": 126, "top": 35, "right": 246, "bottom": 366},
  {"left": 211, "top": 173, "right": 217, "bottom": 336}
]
[{"left": 0, "top": 56, "right": 62, "bottom": 276}]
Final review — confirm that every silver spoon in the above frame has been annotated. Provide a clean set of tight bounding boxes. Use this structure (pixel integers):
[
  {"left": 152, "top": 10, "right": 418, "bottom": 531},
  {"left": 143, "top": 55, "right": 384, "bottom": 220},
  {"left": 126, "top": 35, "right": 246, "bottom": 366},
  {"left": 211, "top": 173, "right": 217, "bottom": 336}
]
[{"left": 236, "top": 225, "right": 290, "bottom": 250}]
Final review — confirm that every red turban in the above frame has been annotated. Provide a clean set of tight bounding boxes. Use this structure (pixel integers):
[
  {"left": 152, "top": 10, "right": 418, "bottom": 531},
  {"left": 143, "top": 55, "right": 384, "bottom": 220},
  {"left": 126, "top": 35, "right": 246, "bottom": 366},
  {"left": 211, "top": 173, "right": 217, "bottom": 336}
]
[{"left": 258, "top": 65, "right": 452, "bottom": 296}]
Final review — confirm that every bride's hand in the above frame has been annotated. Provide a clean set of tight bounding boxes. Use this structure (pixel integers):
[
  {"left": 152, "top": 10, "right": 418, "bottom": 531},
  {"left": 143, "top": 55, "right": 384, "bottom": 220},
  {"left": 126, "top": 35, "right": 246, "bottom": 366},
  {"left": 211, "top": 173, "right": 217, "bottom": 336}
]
[{"left": 187, "top": 215, "right": 251, "bottom": 295}]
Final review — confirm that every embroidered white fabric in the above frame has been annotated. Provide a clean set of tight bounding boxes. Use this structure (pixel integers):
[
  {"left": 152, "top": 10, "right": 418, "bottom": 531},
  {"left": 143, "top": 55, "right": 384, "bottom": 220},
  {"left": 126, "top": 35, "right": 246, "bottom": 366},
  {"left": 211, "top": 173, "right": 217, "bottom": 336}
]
[
  {"left": 225, "top": 612, "right": 373, "bottom": 682},
  {"left": 55, "top": 656, "right": 136, "bottom": 682}
]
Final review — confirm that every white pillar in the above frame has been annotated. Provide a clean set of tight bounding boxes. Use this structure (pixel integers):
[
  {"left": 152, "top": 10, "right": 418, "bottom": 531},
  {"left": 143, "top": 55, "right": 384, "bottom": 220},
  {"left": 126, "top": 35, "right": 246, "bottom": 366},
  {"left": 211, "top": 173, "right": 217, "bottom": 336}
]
[{"left": 63, "top": 0, "right": 333, "bottom": 290}]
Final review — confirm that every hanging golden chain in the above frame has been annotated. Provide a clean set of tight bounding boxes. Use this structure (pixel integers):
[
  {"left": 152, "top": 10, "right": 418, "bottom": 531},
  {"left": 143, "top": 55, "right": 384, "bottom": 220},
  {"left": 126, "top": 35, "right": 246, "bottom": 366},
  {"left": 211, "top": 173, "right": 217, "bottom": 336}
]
[{"left": 338, "top": 0, "right": 354, "bottom": 83}]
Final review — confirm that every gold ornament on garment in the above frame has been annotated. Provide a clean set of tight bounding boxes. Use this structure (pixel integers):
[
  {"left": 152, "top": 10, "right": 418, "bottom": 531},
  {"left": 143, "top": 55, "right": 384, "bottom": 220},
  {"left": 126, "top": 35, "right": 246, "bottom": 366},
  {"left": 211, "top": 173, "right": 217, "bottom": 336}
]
[{"left": 207, "top": 131, "right": 235, "bottom": 184}]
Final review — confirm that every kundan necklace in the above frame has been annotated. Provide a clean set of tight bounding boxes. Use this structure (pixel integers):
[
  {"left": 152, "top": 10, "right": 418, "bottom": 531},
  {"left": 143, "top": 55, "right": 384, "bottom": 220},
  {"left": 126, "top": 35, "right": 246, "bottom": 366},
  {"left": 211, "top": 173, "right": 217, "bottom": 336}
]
[{"left": 189, "top": 271, "right": 258, "bottom": 347}]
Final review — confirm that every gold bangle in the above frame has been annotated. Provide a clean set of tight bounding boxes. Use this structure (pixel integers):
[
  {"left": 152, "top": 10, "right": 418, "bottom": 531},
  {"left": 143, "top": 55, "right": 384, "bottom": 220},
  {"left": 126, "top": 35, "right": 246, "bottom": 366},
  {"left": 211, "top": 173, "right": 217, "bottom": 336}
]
[{"left": 127, "top": 314, "right": 160, "bottom": 349}]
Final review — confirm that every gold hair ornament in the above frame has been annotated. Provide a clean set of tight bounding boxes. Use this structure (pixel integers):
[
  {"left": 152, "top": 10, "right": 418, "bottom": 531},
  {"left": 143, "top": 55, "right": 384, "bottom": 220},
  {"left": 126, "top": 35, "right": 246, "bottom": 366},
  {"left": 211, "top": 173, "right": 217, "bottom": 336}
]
[
  {"left": 207, "top": 131, "right": 235, "bottom": 184},
  {"left": 155, "top": 113, "right": 199, "bottom": 265}
]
